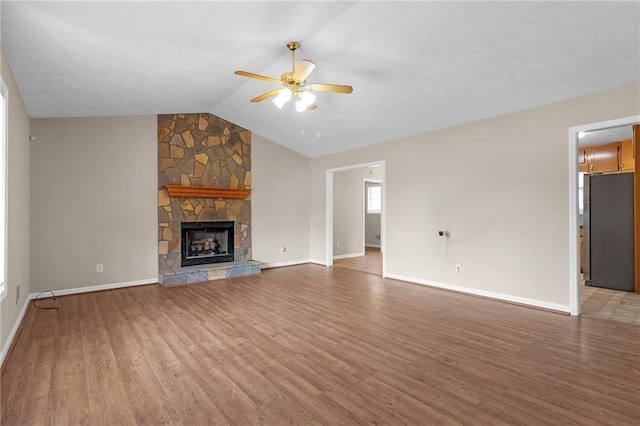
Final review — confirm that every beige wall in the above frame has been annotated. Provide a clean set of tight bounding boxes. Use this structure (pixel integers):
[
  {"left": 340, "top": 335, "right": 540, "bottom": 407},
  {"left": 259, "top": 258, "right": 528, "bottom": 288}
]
[
  {"left": 30, "top": 116, "right": 157, "bottom": 292},
  {"left": 0, "top": 47, "right": 31, "bottom": 357},
  {"left": 333, "top": 168, "right": 364, "bottom": 257},
  {"left": 311, "top": 83, "right": 640, "bottom": 308},
  {"left": 251, "top": 134, "right": 310, "bottom": 265}
]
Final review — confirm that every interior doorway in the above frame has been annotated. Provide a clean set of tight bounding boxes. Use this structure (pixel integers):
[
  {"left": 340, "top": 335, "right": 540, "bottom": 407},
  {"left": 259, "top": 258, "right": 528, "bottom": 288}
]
[
  {"left": 569, "top": 116, "right": 640, "bottom": 322},
  {"left": 326, "top": 161, "right": 386, "bottom": 277}
]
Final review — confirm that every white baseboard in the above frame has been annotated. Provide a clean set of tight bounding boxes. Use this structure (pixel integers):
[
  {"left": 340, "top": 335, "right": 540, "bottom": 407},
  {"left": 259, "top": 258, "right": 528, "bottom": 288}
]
[
  {"left": 385, "top": 273, "right": 571, "bottom": 313},
  {"left": 0, "top": 296, "right": 31, "bottom": 367},
  {"left": 261, "top": 259, "right": 314, "bottom": 269},
  {"left": 29, "top": 278, "right": 157, "bottom": 299},
  {"left": 309, "top": 259, "right": 328, "bottom": 266},
  {"left": 365, "top": 244, "right": 381, "bottom": 248},
  {"left": 333, "top": 252, "right": 364, "bottom": 260}
]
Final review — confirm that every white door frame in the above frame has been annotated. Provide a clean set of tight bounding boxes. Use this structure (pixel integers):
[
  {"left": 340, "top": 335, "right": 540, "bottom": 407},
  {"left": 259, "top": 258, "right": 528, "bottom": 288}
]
[
  {"left": 363, "top": 178, "right": 383, "bottom": 252},
  {"left": 326, "top": 161, "right": 386, "bottom": 277},
  {"left": 567, "top": 115, "right": 640, "bottom": 316}
]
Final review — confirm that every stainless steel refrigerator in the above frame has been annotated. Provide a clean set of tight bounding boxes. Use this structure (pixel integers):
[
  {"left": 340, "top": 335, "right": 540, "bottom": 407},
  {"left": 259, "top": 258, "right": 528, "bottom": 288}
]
[{"left": 584, "top": 173, "right": 635, "bottom": 291}]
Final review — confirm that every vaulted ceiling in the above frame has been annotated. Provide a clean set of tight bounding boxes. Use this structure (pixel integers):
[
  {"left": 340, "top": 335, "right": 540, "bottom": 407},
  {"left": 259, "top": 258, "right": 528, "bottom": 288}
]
[{"left": 2, "top": 1, "right": 639, "bottom": 157}]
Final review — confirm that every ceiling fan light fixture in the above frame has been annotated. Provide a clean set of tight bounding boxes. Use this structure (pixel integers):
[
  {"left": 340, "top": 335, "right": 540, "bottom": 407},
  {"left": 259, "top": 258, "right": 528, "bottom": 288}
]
[
  {"left": 295, "top": 98, "right": 308, "bottom": 112},
  {"left": 272, "top": 88, "right": 292, "bottom": 109},
  {"left": 235, "top": 41, "right": 353, "bottom": 112},
  {"left": 300, "top": 91, "right": 315, "bottom": 106}
]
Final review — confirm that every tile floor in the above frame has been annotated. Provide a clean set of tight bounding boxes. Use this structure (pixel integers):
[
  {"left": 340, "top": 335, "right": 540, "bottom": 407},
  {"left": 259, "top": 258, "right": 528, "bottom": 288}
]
[{"left": 581, "top": 283, "right": 640, "bottom": 325}]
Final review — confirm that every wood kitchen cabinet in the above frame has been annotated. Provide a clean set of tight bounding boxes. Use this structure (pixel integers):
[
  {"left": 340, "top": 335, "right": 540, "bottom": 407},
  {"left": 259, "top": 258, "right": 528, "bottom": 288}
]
[
  {"left": 587, "top": 143, "right": 620, "bottom": 173},
  {"left": 581, "top": 139, "right": 634, "bottom": 174},
  {"left": 620, "top": 138, "right": 634, "bottom": 172}
]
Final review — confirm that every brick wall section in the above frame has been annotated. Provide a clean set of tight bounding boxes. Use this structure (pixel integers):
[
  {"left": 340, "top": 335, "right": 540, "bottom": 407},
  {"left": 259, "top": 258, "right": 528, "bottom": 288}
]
[{"left": 158, "top": 113, "right": 252, "bottom": 271}]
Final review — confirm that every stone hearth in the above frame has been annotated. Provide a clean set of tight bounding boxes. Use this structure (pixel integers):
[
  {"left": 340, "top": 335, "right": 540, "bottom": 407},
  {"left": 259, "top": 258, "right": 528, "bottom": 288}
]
[{"left": 159, "top": 260, "right": 262, "bottom": 286}]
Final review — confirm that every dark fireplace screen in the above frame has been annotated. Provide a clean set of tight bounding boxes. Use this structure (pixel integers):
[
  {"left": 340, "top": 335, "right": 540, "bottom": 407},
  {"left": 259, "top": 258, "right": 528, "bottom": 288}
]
[{"left": 181, "top": 221, "right": 234, "bottom": 267}]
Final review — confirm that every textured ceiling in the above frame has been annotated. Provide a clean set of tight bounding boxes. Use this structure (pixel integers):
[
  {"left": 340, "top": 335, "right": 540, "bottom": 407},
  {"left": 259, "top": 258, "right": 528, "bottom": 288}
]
[
  {"left": 579, "top": 126, "right": 633, "bottom": 148},
  {"left": 2, "top": 1, "right": 639, "bottom": 157}
]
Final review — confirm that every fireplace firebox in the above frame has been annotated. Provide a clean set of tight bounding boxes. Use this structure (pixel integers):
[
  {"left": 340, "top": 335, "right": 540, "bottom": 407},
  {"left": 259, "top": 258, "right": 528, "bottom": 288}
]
[{"left": 181, "top": 221, "right": 234, "bottom": 267}]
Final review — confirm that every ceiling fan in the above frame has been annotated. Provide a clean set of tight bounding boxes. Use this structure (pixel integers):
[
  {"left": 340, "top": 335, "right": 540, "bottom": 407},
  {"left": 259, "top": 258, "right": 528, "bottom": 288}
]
[{"left": 234, "top": 41, "right": 353, "bottom": 112}]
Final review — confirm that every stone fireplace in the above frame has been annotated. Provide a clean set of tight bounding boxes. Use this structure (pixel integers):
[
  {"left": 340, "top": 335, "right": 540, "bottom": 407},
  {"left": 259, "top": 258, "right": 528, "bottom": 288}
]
[{"left": 157, "top": 113, "right": 260, "bottom": 285}]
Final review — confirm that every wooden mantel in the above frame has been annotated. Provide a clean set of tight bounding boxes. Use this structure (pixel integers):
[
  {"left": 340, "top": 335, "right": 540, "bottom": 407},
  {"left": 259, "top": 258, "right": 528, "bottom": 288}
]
[{"left": 165, "top": 185, "right": 250, "bottom": 199}]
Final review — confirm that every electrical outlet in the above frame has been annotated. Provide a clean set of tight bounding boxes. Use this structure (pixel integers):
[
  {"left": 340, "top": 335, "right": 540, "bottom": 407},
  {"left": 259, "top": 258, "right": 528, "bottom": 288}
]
[
  {"left": 96, "top": 263, "right": 104, "bottom": 273},
  {"left": 16, "top": 283, "right": 20, "bottom": 304},
  {"left": 280, "top": 246, "right": 286, "bottom": 254},
  {"left": 455, "top": 264, "right": 462, "bottom": 274},
  {"left": 336, "top": 242, "right": 340, "bottom": 248}
]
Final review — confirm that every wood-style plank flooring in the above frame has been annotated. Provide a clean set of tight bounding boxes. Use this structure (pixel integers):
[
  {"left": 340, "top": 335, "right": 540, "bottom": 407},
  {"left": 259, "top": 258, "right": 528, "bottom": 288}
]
[
  {"left": 333, "top": 247, "right": 382, "bottom": 276},
  {"left": 2, "top": 264, "right": 640, "bottom": 425}
]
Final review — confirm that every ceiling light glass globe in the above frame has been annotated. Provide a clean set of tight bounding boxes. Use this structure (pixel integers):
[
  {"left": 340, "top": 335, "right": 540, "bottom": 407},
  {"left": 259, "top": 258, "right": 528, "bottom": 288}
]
[
  {"left": 272, "top": 88, "right": 292, "bottom": 109},
  {"left": 300, "top": 91, "right": 315, "bottom": 106},
  {"left": 295, "top": 99, "right": 307, "bottom": 112}
]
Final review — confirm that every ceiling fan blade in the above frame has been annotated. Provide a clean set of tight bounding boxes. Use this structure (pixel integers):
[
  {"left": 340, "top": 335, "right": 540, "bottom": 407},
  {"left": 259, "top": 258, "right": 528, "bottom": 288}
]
[
  {"left": 308, "top": 83, "right": 353, "bottom": 94},
  {"left": 250, "top": 89, "right": 281, "bottom": 103},
  {"left": 306, "top": 103, "right": 318, "bottom": 110},
  {"left": 293, "top": 59, "right": 316, "bottom": 81},
  {"left": 235, "top": 70, "right": 282, "bottom": 84}
]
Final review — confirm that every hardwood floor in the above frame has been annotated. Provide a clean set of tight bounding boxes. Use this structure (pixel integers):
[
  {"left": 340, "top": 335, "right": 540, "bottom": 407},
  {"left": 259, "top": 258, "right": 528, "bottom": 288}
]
[
  {"left": 2, "top": 264, "right": 640, "bottom": 425},
  {"left": 333, "top": 247, "right": 382, "bottom": 276}
]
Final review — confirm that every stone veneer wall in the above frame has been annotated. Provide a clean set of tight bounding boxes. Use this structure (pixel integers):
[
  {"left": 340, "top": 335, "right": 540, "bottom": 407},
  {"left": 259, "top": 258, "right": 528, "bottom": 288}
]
[{"left": 158, "top": 113, "right": 252, "bottom": 271}]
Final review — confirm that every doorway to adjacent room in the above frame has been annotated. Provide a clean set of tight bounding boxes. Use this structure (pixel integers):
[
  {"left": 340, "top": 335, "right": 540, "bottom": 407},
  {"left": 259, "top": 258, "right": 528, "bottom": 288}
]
[
  {"left": 570, "top": 116, "right": 640, "bottom": 323},
  {"left": 326, "top": 161, "right": 385, "bottom": 277}
]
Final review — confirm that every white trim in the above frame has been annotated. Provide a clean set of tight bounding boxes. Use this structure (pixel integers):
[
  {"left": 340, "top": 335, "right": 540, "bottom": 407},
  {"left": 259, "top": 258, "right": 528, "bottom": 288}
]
[
  {"left": 29, "top": 278, "right": 157, "bottom": 299},
  {"left": 365, "top": 244, "right": 381, "bottom": 248},
  {"left": 333, "top": 252, "right": 364, "bottom": 260},
  {"left": 0, "top": 296, "right": 30, "bottom": 367},
  {"left": 326, "top": 169, "right": 333, "bottom": 267},
  {"left": 381, "top": 170, "right": 386, "bottom": 267},
  {"left": 567, "top": 115, "right": 640, "bottom": 316},
  {"left": 0, "top": 78, "right": 8, "bottom": 303},
  {"left": 308, "top": 259, "right": 327, "bottom": 266},
  {"left": 261, "top": 259, "right": 313, "bottom": 269},
  {"left": 326, "top": 161, "right": 386, "bottom": 274},
  {"left": 386, "top": 273, "right": 570, "bottom": 313}
]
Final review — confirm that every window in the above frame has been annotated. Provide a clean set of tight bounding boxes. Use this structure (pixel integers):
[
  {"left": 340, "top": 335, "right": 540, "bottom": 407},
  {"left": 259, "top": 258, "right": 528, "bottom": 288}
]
[
  {"left": 367, "top": 185, "right": 381, "bottom": 214},
  {"left": 0, "top": 78, "right": 6, "bottom": 301}
]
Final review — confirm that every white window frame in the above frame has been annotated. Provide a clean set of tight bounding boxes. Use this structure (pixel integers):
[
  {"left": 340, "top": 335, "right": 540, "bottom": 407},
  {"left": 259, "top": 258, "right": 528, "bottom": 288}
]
[
  {"left": 0, "top": 77, "right": 7, "bottom": 302},
  {"left": 366, "top": 184, "right": 382, "bottom": 214}
]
